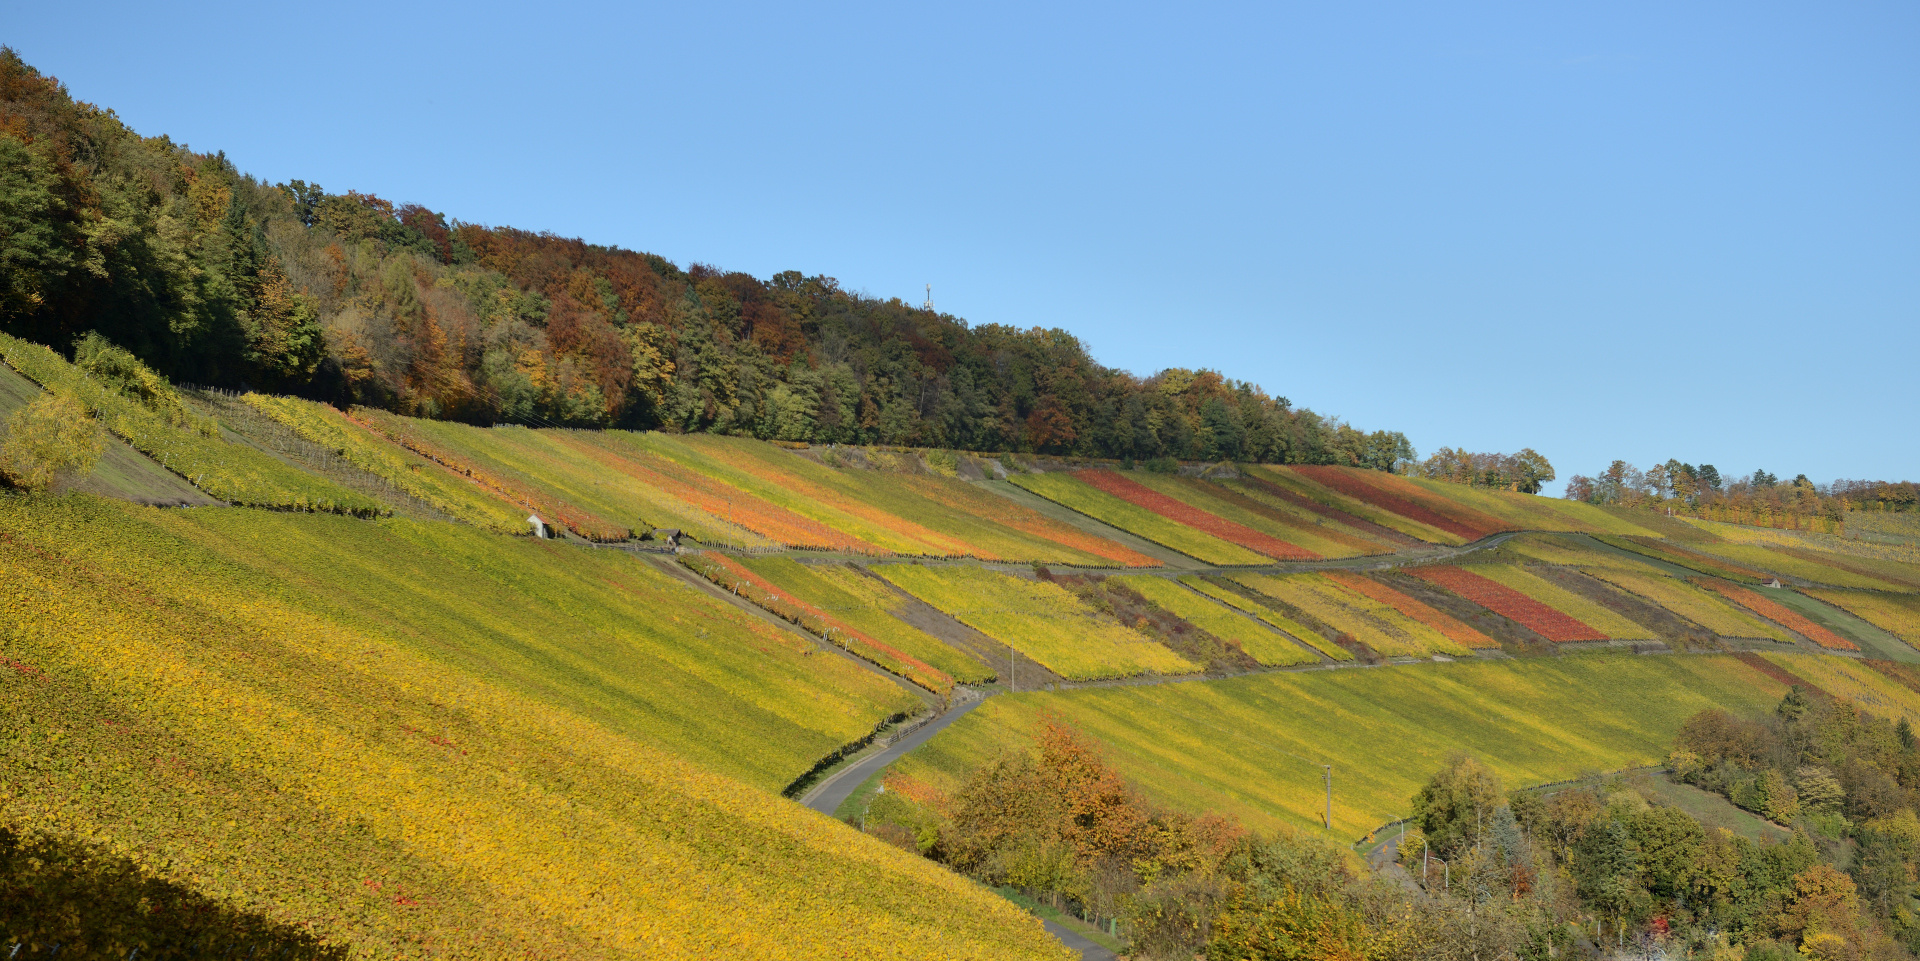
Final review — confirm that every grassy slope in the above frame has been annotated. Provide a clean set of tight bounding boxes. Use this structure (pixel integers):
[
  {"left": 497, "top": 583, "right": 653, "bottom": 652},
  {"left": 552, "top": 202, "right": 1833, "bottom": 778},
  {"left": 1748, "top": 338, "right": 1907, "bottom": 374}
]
[
  {"left": 1633, "top": 774, "right": 1790, "bottom": 844},
  {"left": 0, "top": 494, "right": 1064, "bottom": 960},
  {"left": 899, "top": 654, "right": 1793, "bottom": 837},
  {"left": 0, "top": 361, "right": 217, "bottom": 506}
]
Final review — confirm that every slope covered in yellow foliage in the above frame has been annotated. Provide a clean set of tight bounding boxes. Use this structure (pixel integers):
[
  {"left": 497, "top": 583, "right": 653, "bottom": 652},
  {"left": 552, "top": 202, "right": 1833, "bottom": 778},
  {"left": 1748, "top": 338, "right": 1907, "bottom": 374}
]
[{"left": 0, "top": 494, "right": 1068, "bottom": 960}]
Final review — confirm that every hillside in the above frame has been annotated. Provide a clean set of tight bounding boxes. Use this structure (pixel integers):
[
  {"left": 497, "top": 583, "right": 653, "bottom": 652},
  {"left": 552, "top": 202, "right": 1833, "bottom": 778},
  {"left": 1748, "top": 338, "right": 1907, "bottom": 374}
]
[
  {"left": 0, "top": 495, "right": 1066, "bottom": 959},
  {"left": 5, "top": 336, "right": 1919, "bottom": 956},
  {"left": 8, "top": 43, "right": 1920, "bottom": 961},
  {"left": 0, "top": 48, "right": 1408, "bottom": 469}
]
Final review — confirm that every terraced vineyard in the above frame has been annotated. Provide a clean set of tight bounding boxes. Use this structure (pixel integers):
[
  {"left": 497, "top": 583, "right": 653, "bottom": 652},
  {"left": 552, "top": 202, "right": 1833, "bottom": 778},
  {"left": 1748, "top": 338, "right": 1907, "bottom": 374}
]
[
  {"left": 0, "top": 496, "right": 1066, "bottom": 960},
  {"left": 1696, "top": 579, "right": 1860, "bottom": 650},
  {"left": 1008, "top": 471, "right": 1271, "bottom": 565},
  {"left": 873, "top": 564, "right": 1202, "bottom": 680},
  {"left": 1231, "top": 572, "right": 1473, "bottom": 657},
  {"left": 1804, "top": 590, "right": 1920, "bottom": 648},
  {"left": 242, "top": 395, "right": 530, "bottom": 532},
  {"left": 1465, "top": 563, "right": 1654, "bottom": 640},
  {"left": 1072, "top": 469, "right": 1318, "bottom": 560},
  {"left": 1410, "top": 565, "right": 1608, "bottom": 642},
  {"left": 1588, "top": 567, "right": 1796, "bottom": 641},
  {"left": 1321, "top": 570, "right": 1498, "bottom": 650},
  {"left": 1175, "top": 575, "right": 1352, "bottom": 660},
  {"left": 896, "top": 653, "right": 1804, "bottom": 836},
  {"left": 685, "top": 551, "right": 997, "bottom": 691},
  {"left": 12, "top": 342, "right": 1920, "bottom": 960},
  {"left": 1109, "top": 575, "right": 1317, "bottom": 666},
  {"left": 0, "top": 334, "right": 380, "bottom": 515},
  {"left": 1124, "top": 473, "right": 1388, "bottom": 559}
]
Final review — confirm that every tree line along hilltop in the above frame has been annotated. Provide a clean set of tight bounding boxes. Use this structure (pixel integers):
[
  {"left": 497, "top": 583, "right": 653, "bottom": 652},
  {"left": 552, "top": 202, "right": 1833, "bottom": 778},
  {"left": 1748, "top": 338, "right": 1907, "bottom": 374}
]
[{"left": 0, "top": 48, "right": 1410, "bottom": 470}]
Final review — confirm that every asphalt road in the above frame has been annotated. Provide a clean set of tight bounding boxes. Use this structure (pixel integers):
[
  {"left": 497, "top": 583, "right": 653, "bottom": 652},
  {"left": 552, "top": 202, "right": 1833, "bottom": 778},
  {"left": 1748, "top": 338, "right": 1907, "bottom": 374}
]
[{"left": 800, "top": 696, "right": 986, "bottom": 816}]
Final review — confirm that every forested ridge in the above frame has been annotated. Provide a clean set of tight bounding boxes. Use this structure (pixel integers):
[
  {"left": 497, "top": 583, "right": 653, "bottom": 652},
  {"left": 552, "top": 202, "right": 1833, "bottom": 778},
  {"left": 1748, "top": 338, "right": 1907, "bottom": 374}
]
[{"left": 0, "top": 49, "right": 1410, "bottom": 467}]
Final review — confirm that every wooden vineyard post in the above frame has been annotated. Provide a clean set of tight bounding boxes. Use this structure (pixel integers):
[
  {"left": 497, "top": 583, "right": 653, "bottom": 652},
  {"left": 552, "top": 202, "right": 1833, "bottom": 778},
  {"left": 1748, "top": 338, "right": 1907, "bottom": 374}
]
[{"left": 1322, "top": 765, "right": 1332, "bottom": 831}]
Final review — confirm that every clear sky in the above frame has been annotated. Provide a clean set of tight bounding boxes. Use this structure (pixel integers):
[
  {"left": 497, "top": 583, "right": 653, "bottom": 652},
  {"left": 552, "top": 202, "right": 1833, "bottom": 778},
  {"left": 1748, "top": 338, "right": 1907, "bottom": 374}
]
[{"left": 10, "top": 2, "right": 1916, "bottom": 492}]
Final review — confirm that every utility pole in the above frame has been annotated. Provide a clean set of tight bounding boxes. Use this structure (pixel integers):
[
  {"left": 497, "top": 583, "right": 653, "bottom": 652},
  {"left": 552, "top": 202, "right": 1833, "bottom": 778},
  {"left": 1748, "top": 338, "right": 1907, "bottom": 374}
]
[{"left": 1009, "top": 641, "right": 1015, "bottom": 693}]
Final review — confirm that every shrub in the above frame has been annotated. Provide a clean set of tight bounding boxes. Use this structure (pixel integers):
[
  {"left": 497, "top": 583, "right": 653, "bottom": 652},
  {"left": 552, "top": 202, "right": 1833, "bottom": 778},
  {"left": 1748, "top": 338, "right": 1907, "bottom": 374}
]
[{"left": 0, "top": 392, "right": 102, "bottom": 490}]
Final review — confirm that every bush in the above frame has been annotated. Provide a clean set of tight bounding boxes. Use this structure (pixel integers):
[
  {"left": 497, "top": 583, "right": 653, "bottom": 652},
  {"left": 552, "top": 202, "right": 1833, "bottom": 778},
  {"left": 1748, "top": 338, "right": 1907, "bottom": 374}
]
[{"left": 0, "top": 391, "right": 102, "bottom": 490}]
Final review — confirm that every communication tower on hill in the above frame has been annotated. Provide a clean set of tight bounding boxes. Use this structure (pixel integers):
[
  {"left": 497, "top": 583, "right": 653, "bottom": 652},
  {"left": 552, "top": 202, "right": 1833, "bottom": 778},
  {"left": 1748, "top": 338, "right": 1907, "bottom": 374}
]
[{"left": 922, "top": 284, "right": 933, "bottom": 312}]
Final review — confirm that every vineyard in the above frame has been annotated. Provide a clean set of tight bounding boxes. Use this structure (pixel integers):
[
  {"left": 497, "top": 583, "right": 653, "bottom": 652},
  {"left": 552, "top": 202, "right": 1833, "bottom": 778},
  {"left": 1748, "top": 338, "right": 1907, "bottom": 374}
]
[
  {"left": 1126, "top": 473, "right": 1389, "bottom": 559},
  {"left": 1008, "top": 471, "right": 1272, "bottom": 565},
  {"left": 1679, "top": 538, "right": 1917, "bottom": 592},
  {"left": 0, "top": 334, "right": 380, "bottom": 515},
  {"left": 872, "top": 564, "right": 1202, "bottom": 680},
  {"left": 1288, "top": 465, "right": 1505, "bottom": 541},
  {"left": 0, "top": 495, "right": 1065, "bottom": 960},
  {"left": 680, "top": 551, "right": 965, "bottom": 693},
  {"left": 1804, "top": 590, "right": 1920, "bottom": 647},
  {"left": 653, "top": 436, "right": 1160, "bottom": 565},
  {"left": 1073, "top": 469, "right": 1319, "bottom": 560},
  {"left": 1696, "top": 579, "right": 1860, "bottom": 651},
  {"left": 1464, "top": 564, "right": 1654, "bottom": 640},
  {"left": 1230, "top": 572, "right": 1472, "bottom": 658},
  {"left": 1409, "top": 565, "right": 1608, "bottom": 642},
  {"left": 1587, "top": 567, "right": 1797, "bottom": 641},
  {"left": 8, "top": 336, "right": 1920, "bottom": 958},
  {"left": 1177, "top": 576, "right": 1354, "bottom": 661},
  {"left": 1109, "top": 575, "right": 1317, "bottom": 666},
  {"left": 1321, "top": 570, "right": 1499, "bottom": 650},
  {"left": 241, "top": 394, "right": 531, "bottom": 533},
  {"left": 896, "top": 653, "right": 1798, "bottom": 836}
]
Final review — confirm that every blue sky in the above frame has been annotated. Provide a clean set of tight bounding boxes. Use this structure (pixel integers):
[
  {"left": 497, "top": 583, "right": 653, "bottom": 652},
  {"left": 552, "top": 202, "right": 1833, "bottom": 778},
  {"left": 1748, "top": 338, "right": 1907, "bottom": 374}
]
[{"left": 11, "top": 2, "right": 1916, "bottom": 491}]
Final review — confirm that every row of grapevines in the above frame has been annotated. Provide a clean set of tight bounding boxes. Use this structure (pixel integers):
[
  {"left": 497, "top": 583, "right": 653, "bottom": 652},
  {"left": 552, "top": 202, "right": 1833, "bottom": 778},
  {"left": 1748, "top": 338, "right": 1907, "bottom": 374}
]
[
  {"left": 737, "top": 556, "right": 997, "bottom": 683},
  {"left": 873, "top": 563, "right": 1200, "bottom": 680},
  {"left": 0, "top": 335, "right": 379, "bottom": 514},
  {"left": 679, "top": 551, "right": 956, "bottom": 694},
  {"left": 1176, "top": 576, "right": 1353, "bottom": 661},
  {"left": 895, "top": 654, "right": 1797, "bottom": 837},
  {"left": 241, "top": 394, "right": 529, "bottom": 532},
  {"left": 1696, "top": 579, "right": 1858, "bottom": 650},
  {"left": 1231, "top": 573, "right": 1468, "bottom": 657},
  {"left": 1320, "top": 570, "right": 1497, "bottom": 649},
  {"left": 1409, "top": 566, "right": 1606, "bottom": 642},
  {"left": 1108, "top": 575, "right": 1315, "bottom": 666},
  {"left": 1008, "top": 471, "right": 1269, "bottom": 565},
  {"left": 1804, "top": 590, "right": 1920, "bottom": 647},
  {"left": 1074, "top": 470, "right": 1318, "bottom": 560},
  {"left": 1287, "top": 466, "right": 1502, "bottom": 541}
]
